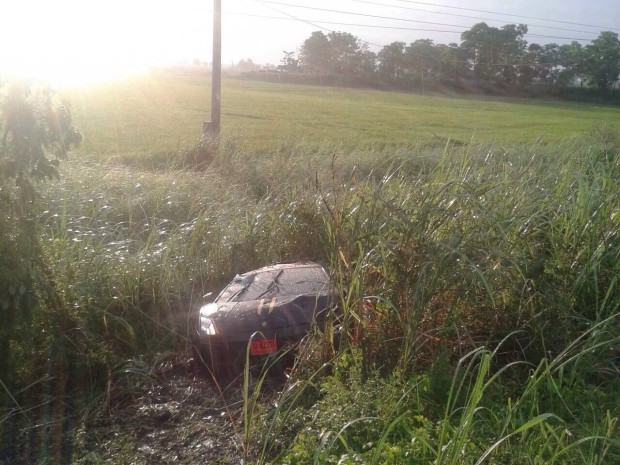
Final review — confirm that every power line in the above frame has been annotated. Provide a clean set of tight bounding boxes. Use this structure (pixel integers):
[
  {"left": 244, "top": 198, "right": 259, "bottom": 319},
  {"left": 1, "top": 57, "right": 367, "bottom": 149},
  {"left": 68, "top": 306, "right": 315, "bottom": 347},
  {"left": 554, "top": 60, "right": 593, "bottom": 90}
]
[
  {"left": 261, "top": 3, "right": 330, "bottom": 33},
  {"left": 251, "top": 1, "right": 597, "bottom": 42},
  {"left": 258, "top": 1, "right": 385, "bottom": 48},
  {"left": 227, "top": 11, "right": 465, "bottom": 33},
  {"left": 254, "top": 0, "right": 493, "bottom": 30},
  {"left": 228, "top": 11, "right": 595, "bottom": 42},
  {"left": 393, "top": 0, "right": 620, "bottom": 32},
  {"left": 348, "top": 0, "right": 600, "bottom": 35},
  {"left": 234, "top": 7, "right": 591, "bottom": 69},
  {"left": 526, "top": 33, "right": 593, "bottom": 41}
]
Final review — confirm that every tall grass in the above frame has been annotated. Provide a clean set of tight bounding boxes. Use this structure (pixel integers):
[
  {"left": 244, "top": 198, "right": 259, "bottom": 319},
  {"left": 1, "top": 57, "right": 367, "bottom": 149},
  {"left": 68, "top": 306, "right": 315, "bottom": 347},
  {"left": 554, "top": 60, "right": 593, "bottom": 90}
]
[
  {"left": 1, "top": 127, "right": 619, "bottom": 462},
  {"left": 245, "top": 128, "right": 620, "bottom": 463},
  {"left": 264, "top": 322, "right": 618, "bottom": 464}
]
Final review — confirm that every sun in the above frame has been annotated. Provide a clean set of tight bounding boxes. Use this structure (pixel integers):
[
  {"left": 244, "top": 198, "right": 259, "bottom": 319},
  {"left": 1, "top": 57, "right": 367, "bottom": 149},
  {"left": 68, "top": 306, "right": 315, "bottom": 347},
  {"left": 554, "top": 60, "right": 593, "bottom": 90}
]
[{"left": 0, "top": 0, "right": 211, "bottom": 88}]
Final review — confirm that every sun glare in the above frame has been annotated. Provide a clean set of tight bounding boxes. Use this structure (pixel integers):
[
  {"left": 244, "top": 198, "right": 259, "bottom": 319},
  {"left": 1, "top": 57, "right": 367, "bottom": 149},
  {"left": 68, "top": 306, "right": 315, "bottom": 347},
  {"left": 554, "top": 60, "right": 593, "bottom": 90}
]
[
  {"left": 0, "top": 0, "right": 210, "bottom": 88},
  {"left": 1, "top": 58, "right": 149, "bottom": 88}
]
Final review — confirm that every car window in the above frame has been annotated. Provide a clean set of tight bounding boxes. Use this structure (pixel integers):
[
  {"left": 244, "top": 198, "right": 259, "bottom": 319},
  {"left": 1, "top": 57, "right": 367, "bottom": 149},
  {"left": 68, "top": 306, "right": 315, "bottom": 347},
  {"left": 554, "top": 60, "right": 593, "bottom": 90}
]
[
  {"left": 218, "top": 266, "right": 330, "bottom": 303},
  {"left": 275, "top": 267, "right": 331, "bottom": 295},
  {"left": 217, "top": 273, "right": 256, "bottom": 303}
]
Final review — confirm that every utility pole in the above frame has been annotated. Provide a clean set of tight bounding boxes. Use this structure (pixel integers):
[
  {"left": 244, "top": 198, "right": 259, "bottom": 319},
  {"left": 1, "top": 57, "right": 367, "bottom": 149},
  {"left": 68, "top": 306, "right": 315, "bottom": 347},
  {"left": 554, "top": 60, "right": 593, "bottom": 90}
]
[{"left": 203, "top": 0, "right": 221, "bottom": 138}]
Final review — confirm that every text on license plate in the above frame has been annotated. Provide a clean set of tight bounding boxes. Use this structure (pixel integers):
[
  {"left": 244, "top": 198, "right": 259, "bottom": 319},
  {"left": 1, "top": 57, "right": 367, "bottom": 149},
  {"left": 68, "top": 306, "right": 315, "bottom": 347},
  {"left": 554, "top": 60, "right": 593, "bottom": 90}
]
[{"left": 250, "top": 338, "right": 278, "bottom": 356}]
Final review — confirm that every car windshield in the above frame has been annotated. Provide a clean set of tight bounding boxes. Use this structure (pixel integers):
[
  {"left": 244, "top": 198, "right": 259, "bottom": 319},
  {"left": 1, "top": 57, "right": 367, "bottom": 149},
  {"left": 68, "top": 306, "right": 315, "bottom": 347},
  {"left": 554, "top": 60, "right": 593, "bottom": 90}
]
[{"left": 217, "top": 266, "right": 330, "bottom": 303}]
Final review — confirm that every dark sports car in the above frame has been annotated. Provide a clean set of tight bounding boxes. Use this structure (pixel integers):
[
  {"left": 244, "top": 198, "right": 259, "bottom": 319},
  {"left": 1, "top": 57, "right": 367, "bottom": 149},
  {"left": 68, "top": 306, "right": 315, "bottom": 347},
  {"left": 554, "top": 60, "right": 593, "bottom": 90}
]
[{"left": 193, "top": 262, "right": 339, "bottom": 380}]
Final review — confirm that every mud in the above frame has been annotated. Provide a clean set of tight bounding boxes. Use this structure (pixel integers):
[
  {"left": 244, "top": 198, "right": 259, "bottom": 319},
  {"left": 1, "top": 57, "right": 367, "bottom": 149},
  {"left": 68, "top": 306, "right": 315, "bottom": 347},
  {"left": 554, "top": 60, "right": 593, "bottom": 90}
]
[{"left": 74, "top": 357, "right": 247, "bottom": 464}]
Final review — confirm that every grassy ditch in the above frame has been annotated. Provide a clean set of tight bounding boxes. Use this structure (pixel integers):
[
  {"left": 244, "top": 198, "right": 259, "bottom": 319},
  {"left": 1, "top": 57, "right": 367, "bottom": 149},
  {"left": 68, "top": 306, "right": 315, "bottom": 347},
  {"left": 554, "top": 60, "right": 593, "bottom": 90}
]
[
  {"left": 243, "top": 129, "right": 620, "bottom": 463},
  {"left": 1, "top": 127, "right": 619, "bottom": 463}
]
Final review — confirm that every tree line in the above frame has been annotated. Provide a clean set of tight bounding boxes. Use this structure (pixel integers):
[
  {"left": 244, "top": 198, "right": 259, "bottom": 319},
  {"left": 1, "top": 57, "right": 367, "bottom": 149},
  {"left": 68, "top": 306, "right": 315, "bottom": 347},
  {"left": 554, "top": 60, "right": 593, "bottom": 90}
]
[{"left": 275, "top": 23, "right": 620, "bottom": 96}]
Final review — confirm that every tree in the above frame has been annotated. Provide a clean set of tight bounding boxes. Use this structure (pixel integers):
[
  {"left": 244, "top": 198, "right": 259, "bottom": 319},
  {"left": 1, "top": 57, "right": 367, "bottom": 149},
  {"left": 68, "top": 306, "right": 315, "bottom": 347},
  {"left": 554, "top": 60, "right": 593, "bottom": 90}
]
[
  {"left": 280, "top": 51, "right": 299, "bottom": 72},
  {"left": 378, "top": 41, "right": 406, "bottom": 79},
  {"left": 0, "top": 81, "right": 81, "bottom": 392},
  {"left": 531, "top": 43, "right": 563, "bottom": 87},
  {"left": 1, "top": 81, "right": 81, "bottom": 184},
  {"left": 300, "top": 31, "right": 376, "bottom": 78},
  {"left": 558, "top": 41, "right": 585, "bottom": 87},
  {"left": 357, "top": 49, "right": 377, "bottom": 77},
  {"left": 583, "top": 31, "right": 620, "bottom": 91},
  {"left": 437, "top": 43, "right": 469, "bottom": 82},
  {"left": 405, "top": 39, "right": 441, "bottom": 84},
  {"left": 518, "top": 43, "right": 548, "bottom": 88},
  {"left": 238, "top": 58, "right": 258, "bottom": 71},
  {"left": 461, "top": 22, "right": 496, "bottom": 81},
  {"left": 326, "top": 31, "right": 365, "bottom": 76},
  {"left": 300, "top": 31, "right": 330, "bottom": 74},
  {"left": 498, "top": 24, "right": 528, "bottom": 83},
  {"left": 461, "top": 22, "right": 528, "bottom": 84}
]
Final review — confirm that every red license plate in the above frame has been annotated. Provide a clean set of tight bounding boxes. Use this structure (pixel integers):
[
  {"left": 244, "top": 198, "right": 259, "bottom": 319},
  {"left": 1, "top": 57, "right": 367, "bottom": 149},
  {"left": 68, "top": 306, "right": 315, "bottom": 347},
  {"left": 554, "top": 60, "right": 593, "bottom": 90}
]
[{"left": 250, "top": 338, "right": 278, "bottom": 356}]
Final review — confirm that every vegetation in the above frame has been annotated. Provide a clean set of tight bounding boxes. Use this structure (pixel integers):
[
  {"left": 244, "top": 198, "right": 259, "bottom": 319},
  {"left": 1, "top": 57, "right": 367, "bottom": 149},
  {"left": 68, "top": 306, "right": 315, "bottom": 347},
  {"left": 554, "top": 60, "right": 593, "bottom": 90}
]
[
  {"left": 0, "top": 80, "right": 83, "bottom": 463},
  {"left": 66, "top": 74, "right": 620, "bottom": 156},
  {"left": 272, "top": 25, "right": 620, "bottom": 98},
  {"left": 0, "top": 80, "right": 81, "bottom": 384},
  {"left": 250, "top": 128, "right": 620, "bottom": 463},
  {"left": 0, "top": 74, "right": 619, "bottom": 463}
]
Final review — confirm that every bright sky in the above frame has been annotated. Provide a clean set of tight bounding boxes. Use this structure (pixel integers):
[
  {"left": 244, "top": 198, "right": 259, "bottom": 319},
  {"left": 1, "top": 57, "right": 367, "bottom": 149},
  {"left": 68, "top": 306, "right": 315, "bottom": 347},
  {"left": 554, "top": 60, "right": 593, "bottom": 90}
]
[{"left": 1, "top": 0, "right": 619, "bottom": 86}]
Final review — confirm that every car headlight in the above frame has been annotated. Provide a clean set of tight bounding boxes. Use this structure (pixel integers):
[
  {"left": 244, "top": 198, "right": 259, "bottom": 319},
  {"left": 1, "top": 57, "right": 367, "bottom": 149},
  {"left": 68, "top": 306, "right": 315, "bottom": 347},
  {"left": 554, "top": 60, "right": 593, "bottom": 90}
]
[
  {"left": 200, "top": 316, "right": 218, "bottom": 335},
  {"left": 199, "top": 303, "right": 219, "bottom": 335}
]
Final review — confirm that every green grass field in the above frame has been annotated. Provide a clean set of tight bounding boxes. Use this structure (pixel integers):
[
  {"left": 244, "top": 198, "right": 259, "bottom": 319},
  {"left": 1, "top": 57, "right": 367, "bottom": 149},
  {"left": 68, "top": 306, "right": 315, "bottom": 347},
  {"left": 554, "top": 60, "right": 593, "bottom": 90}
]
[{"left": 64, "top": 70, "right": 620, "bottom": 157}]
